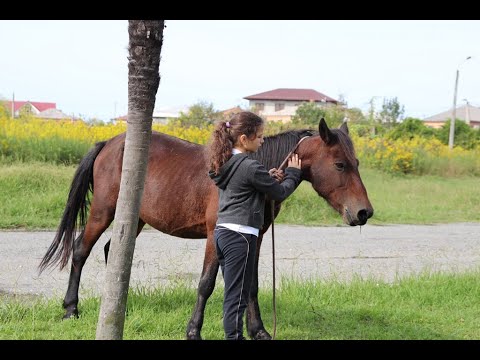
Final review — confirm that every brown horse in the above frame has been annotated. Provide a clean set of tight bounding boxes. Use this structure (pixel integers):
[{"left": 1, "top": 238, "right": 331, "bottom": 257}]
[{"left": 39, "top": 118, "right": 373, "bottom": 340}]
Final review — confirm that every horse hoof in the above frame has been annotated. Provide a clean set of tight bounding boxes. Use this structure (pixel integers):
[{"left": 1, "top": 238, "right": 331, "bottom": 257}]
[
  {"left": 186, "top": 330, "right": 202, "bottom": 340},
  {"left": 62, "top": 309, "right": 79, "bottom": 320},
  {"left": 253, "top": 329, "right": 272, "bottom": 340}
]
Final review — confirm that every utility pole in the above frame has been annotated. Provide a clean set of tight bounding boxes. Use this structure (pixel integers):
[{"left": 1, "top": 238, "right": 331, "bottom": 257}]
[
  {"left": 11, "top": 92, "right": 14, "bottom": 119},
  {"left": 449, "top": 56, "right": 471, "bottom": 150},
  {"left": 448, "top": 69, "right": 459, "bottom": 150},
  {"left": 368, "top": 97, "right": 376, "bottom": 135},
  {"left": 463, "top": 99, "right": 470, "bottom": 125}
]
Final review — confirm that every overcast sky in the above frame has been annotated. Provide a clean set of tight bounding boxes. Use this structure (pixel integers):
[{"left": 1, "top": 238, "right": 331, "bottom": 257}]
[{"left": 1, "top": 20, "right": 479, "bottom": 121}]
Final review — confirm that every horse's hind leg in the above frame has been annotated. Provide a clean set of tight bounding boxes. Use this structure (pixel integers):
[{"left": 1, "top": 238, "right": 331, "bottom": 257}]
[
  {"left": 63, "top": 210, "right": 114, "bottom": 319},
  {"left": 103, "top": 220, "right": 145, "bottom": 264},
  {"left": 186, "top": 232, "right": 219, "bottom": 340},
  {"left": 246, "top": 233, "right": 272, "bottom": 340}
]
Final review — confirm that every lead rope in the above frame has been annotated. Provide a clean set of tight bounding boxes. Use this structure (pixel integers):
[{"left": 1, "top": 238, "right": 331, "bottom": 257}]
[
  {"left": 270, "top": 136, "right": 310, "bottom": 340},
  {"left": 270, "top": 199, "right": 277, "bottom": 339}
]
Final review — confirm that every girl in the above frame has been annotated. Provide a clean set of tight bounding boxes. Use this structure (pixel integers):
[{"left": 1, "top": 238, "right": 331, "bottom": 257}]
[{"left": 207, "top": 111, "right": 301, "bottom": 340}]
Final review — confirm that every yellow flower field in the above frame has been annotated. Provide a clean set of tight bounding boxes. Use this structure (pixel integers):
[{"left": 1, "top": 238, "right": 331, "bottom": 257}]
[{"left": 1, "top": 115, "right": 478, "bottom": 176}]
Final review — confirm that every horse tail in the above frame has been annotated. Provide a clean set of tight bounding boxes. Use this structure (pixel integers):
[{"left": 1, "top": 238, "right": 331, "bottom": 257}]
[{"left": 38, "top": 141, "right": 107, "bottom": 274}]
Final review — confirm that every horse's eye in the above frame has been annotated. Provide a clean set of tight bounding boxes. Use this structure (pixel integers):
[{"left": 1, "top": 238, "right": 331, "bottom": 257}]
[{"left": 335, "top": 162, "right": 345, "bottom": 171}]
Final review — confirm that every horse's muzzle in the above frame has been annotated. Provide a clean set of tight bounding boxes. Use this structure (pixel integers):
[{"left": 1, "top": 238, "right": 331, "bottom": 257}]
[{"left": 345, "top": 207, "right": 374, "bottom": 226}]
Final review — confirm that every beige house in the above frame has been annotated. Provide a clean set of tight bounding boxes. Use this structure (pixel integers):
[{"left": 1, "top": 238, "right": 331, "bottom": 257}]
[
  {"left": 423, "top": 103, "right": 480, "bottom": 129},
  {"left": 244, "top": 88, "right": 339, "bottom": 123},
  {"left": 35, "top": 108, "right": 77, "bottom": 121},
  {"left": 221, "top": 106, "right": 243, "bottom": 119}
]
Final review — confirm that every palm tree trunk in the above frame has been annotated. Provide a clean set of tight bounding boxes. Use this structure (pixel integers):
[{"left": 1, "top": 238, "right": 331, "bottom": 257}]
[{"left": 96, "top": 20, "right": 164, "bottom": 340}]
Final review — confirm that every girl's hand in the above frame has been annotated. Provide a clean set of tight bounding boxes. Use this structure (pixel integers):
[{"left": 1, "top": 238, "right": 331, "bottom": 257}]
[
  {"left": 269, "top": 168, "right": 285, "bottom": 183},
  {"left": 287, "top": 153, "right": 301, "bottom": 169}
]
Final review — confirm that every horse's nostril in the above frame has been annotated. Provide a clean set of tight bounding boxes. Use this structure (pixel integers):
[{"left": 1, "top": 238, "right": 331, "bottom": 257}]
[{"left": 357, "top": 209, "right": 368, "bottom": 223}]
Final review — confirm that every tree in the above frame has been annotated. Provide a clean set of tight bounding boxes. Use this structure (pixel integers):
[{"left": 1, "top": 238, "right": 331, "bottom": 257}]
[
  {"left": 387, "top": 117, "right": 435, "bottom": 140},
  {"left": 379, "top": 97, "right": 405, "bottom": 127},
  {"left": 87, "top": 117, "right": 107, "bottom": 126},
  {"left": 337, "top": 93, "right": 347, "bottom": 107},
  {"left": 96, "top": 20, "right": 164, "bottom": 340},
  {"left": 174, "top": 101, "right": 222, "bottom": 128},
  {"left": 437, "top": 119, "right": 477, "bottom": 149},
  {"left": 292, "top": 101, "right": 366, "bottom": 129},
  {"left": 291, "top": 102, "right": 326, "bottom": 126},
  {"left": 344, "top": 107, "right": 366, "bottom": 124},
  {"left": 0, "top": 100, "right": 10, "bottom": 118}
]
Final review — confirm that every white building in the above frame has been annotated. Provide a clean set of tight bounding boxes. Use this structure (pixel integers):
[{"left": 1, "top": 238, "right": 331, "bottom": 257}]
[{"left": 152, "top": 105, "right": 189, "bottom": 124}]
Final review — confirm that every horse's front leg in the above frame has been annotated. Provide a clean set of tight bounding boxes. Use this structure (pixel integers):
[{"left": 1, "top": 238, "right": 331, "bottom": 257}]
[
  {"left": 186, "top": 233, "right": 219, "bottom": 340},
  {"left": 246, "top": 233, "right": 272, "bottom": 340}
]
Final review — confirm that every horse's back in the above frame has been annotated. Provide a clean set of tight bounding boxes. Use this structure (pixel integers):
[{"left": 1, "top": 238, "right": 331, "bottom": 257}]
[
  {"left": 94, "top": 131, "right": 207, "bottom": 182},
  {"left": 93, "top": 131, "right": 216, "bottom": 238}
]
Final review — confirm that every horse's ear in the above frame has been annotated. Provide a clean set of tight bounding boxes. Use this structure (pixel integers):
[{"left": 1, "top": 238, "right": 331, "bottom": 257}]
[
  {"left": 319, "top": 118, "right": 332, "bottom": 144},
  {"left": 340, "top": 121, "right": 349, "bottom": 135}
]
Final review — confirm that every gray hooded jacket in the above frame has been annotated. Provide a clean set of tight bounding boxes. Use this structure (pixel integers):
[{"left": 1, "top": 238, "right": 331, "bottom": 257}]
[{"left": 209, "top": 153, "right": 302, "bottom": 230}]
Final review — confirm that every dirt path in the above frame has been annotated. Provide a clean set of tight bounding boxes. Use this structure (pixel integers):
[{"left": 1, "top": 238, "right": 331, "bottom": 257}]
[{"left": 1, "top": 223, "right": 479, "bottom": 300}]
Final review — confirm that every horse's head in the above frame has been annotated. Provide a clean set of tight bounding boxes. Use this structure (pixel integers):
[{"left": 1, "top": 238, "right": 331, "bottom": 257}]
[{"left": 299, "top": 118, "right": 374, "bottom": 226}]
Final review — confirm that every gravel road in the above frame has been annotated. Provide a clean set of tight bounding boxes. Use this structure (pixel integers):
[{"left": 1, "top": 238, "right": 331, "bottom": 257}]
[{"left": 1, "top": 223, "right": 479, "bottom": 300}]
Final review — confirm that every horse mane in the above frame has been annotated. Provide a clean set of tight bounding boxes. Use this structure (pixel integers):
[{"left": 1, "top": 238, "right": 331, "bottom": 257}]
[
  {"left": 331, "top": 128, "right": 357, "bottom": 166},
  {"left": 248, "top": 129, "right": 314, "bottom": 170},
  {"left": 248, "top": 127, "right": 357, "bottom": 170}
]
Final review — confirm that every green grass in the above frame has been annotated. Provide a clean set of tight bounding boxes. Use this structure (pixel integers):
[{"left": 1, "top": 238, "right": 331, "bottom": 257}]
[
  {"left": 1, "top": 163, "right": 478, "bottom": 340},
  {"left": 0, "top": 163, "right": 77, "bottom": 229},
  {"left": 1, "top": 164, "right": 479, "bottom": 229},
  {"left": 1, "top": 271, "right": 479, "bottom": 339}
]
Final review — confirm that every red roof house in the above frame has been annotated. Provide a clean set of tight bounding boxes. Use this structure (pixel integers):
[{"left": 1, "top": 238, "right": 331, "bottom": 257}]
[
  {"left": 243, "top": 88, "right": 339, "bottom": 122},
  {"left": 3, "top": 100, "right": 56, "bottom": 117},
  {"left": 244, "top": 88, "right": 338, "bottom": 103}
]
